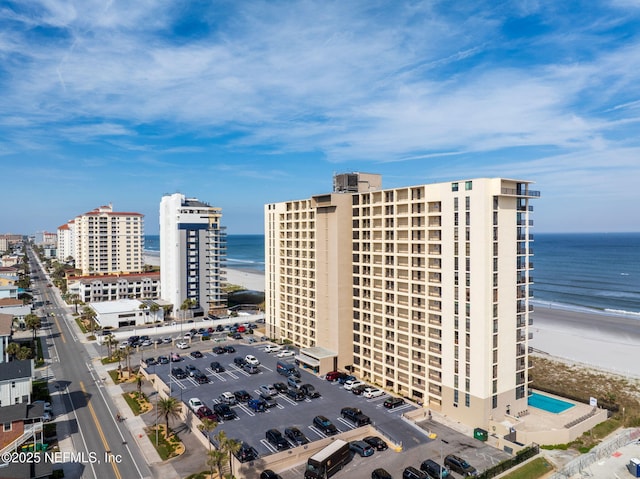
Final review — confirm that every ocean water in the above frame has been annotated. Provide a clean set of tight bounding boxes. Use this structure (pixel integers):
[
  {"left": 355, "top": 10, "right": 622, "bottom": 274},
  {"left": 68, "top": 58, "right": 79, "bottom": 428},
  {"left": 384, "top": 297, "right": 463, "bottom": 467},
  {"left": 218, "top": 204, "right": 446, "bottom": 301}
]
[{"left": 145, "top": 232, "right": 640, "bottom": 316}]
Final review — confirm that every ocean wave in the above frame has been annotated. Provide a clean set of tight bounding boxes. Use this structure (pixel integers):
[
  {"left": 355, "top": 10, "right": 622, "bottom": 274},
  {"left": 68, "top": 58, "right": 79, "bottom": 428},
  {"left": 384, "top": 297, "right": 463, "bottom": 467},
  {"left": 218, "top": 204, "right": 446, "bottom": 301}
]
[
  {"left": 531, "top": 299, "right": 640, "bottom": 318},
  {"left": 226, "top": 258, "right": 265, "bottom": 265}
]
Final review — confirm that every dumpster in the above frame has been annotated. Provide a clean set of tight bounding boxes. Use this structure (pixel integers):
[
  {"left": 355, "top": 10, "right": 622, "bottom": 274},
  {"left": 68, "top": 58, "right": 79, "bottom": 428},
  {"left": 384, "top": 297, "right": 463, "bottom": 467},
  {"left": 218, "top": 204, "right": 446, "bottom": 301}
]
[
  {"left": 474, "top": 428, "right": 488, "bottom": 441},
  {"left": 628, "top": 458, "right": 640, "bottom": 477}
]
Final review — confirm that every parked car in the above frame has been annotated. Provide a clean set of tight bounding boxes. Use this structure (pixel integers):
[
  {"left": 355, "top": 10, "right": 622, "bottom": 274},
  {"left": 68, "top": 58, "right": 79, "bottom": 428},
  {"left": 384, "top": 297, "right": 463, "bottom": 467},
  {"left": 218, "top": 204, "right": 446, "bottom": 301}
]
[
  {"left": 349, "top": 440, "right": 374, "bottom": 457},
  {"left": 273, "top": 382, "right": 288, "bottom": 394},
  {"left": 171, "top": 367, "right": 187, "bottom": 379},
  {"left": 196, "top": 406, "right": 217, "bottom": 420},
  {"left": 325, "top": 370, "right": 347, "bottom": 382},
  {"left": 243, "top": 363, "right": 259, "bottom": 374},
  {"left": 286, "top": 388, "right": 305, "bottom": 401},
  {"left": 352, "top": 384, "right": 368, "bottom": 395},
  {"left": 420, "top": 459, "right": 450, "bottom": 479},
  {"left": 248, "top": 398, "right": 267, "bottom": 413},
  {"left": 372, "top": 468, "right": 393, "bottom": 479},
  {"left": 170, "top": 352, "right": 182, "bottom": 362},
  {"left": 190, "top": 350, "right": 203, "bottom": 359},
  {"left": 265, "top": 428, "right": 289, "bottom": 450},
  {"left": 224, "top": 345, "right": 235, "bottom": 353},
  {"left": 144, "top": 357, "right": 156, "bottom": 366},
  {"left": 212, "top": 346, "right": 226, "bottom": 354},
  {"left": 259, "top": 384, "right": 277, "bottom": 396},
  {"left": 157, "top": 355, "right": 169, "bottom": 364},
  {"left": 276, "top": 349, "right": 295, "bottom": 358},
  {"left": 403, "top": 466, "right": 427, "bottom": 479},
  {"left": 260, "top": 392, "right": 277, "bottom": 408},
  {"left": 363, "top": 387, "right": 384, "bottom": 399},
  {"left": 313, "top": 415, "right": 338, "bottom": 436},
  {"left": 444, "top": 455, "right": 478, "bottom": 477},
  {"left": 194, "top": 372, "right": 209, "bottom": 384},
  {"left": 287, "top": 376, "right": 302, "bottom": 389},
  {"left": 245, "top": 354, "right": 260, "bottom": 365},
  {"left": 162, "top": 337, "right": 172, "bottom": 344},
  {"left": 300, "top": 384, "right": 321, "bottom": 398},
  {"left": 260, "top": 470, "right": 283, "bottom": 479},
  {"left": 264, "top": 344, "right": 282, "bottom": 353},
  {"left": 213, "top": 403, "right": 237, "bottom": 420},
  {"left": 218, "top": 391, "right": 237, "bottom": 405},
  {"left": 185, "top": 364, "right": 199, "bottom": 376},
  {"left": 383, "top": 397, "right": 406, "bottom": 409},
  {"left": 234, "top": 390, "right": 252, "bottom": 402},
  {"left": 284, "top": 426, "right": 309, "bottom": 446},
  {"left": 188, "top": 397, "right": 204, "bottom": 412},
  {"left": 234, "top": 442, "right": 258, "bottom": 463},
  {"left": 234, "top": 356, "right": 246, "bottom": 367},
  {"left": 363, "top": 436, "right": 388, "bottom": 451},
  {"left": 344, "top": 379, "right": 365, "bottom": 391},
  {"left": 338, "top": 374, "right": 356, "bottom": 384},
  {"left": 176, "top": 341, "right": 189, "bottom": 349},
  {"left": 341, "top": 407, "right": 371, "bottom": 426},
  {"left": 210, "top": 361, "right": 225, "bottom": 372}
]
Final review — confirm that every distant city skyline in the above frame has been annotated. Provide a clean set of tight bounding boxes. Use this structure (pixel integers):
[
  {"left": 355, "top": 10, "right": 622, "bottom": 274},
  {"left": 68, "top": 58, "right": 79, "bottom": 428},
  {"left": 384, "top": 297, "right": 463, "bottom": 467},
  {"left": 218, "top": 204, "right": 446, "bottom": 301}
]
[{"left": 2, "top": 1, "right": 640, "bottom": 235}]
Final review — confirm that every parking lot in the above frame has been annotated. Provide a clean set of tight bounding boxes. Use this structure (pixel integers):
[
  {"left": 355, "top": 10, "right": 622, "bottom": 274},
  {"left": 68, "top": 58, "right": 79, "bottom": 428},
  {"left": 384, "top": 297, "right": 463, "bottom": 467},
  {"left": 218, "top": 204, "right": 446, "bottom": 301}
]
[{"left": 139, "top": 336, "right": 511, "bottom": 478}]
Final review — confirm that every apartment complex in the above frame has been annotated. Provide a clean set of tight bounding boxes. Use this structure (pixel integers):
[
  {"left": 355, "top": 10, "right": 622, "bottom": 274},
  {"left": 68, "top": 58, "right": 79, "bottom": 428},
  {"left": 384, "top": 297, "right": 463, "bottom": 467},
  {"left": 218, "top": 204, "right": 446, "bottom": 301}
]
[
  {"left": 159, "top": 193, "right": 227, "bottom": 315},
  {"left": 265, "top": 173, "right": 539, "bottom": 427},
  {"left": 57, "top": 205, "right": 144, "bottom": 275}
]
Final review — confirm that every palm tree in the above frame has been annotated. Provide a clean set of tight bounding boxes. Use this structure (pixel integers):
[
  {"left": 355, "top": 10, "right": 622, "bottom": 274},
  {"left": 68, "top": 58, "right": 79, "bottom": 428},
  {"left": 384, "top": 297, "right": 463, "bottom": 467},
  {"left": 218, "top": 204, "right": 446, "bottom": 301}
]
[
  {"left": 216, "top": 430, "right": 241, "bottom": 478},
  {"left": 67, "top": 293, "right": 81, "bottom": 314},
  {"left": 207, "top": 449, "right": 227, "bottom": 479},
  {"left": 157, "top": 396, "right": 182, "bottom": 438},
  {"left": 149, "top": 303, "right": 160, "bottom": 323},
  {"left": 24, "top": 314, "right": 41, "bottom": 342},
  {"left": 198, "top": 418, "right": 219, "bottom": 477},
  {"left": 82, "top": 306, "right": 97, "bottom": 333},
  {"left": 104, "top": 335, "right": 117, "bottom": 360},
  {"left": 138, "top": 302, "right": 149, "bottom": 324},
  {"left": 6, "top": 342, "right": 20, "bottom": 360},
  {"left": 17, "top": 346, "right": 32, "bottom": 360},
  {"left": 180, "top": 298, "right": 197, "bottom": 323}
]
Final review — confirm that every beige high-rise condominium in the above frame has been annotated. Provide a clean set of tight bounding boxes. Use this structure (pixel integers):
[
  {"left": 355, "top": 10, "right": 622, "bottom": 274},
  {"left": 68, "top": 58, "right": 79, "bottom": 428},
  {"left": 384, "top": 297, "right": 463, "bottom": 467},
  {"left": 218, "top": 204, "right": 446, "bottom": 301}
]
[{"left": 265, "top": 173, "right": 539, "bottom": 427}]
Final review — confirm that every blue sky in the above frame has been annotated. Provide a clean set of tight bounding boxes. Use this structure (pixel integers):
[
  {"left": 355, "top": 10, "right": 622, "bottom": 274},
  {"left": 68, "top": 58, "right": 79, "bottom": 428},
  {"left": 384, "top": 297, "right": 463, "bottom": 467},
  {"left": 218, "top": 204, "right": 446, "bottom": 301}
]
[{"left": 1, "top": 0, "right": 639, "bottom": 235}]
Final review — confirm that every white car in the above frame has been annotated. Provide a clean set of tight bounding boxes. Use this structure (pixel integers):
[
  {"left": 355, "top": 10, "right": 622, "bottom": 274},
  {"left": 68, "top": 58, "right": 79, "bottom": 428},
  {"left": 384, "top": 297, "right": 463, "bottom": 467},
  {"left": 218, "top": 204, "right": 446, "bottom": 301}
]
[
  {"left": 264, "top": 344, "right": 282, "bottom": 353},
  {"left": 363, "top": 387, "right": 384, "bottom": 399},
  {"left": 188, "top": 398, "right": 204, "bottom": 412},
  {"left": 259, "top": 384, "right": 277, "bottom": 396},
  {"left": 176, "top": 341, "right": 189, "bottom": 349},
  {"left": 277, "top": 350, "right": 295, "bottom": 358},
  {"left": 245, "top": 354, "right": 260, "bottom": 365},
  {"left": 344, "top": 379, "right": 365, "bottom": 391}
]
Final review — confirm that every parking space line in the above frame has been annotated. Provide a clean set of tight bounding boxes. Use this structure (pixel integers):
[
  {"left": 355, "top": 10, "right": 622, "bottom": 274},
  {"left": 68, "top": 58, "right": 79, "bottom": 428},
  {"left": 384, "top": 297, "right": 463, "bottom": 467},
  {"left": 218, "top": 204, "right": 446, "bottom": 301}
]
[
  {"left": 206, "top": 369, "right": 227, "bottom": 381},
  {"left": 236, "top": 403, "right": 255, "bottom": 417},
  {"left": 279, "top": 395, "right": 299, "bottom": 406},
  {"left": 260, "top": 439, "right": 278, "bottom": 453},
  {"left": 336, "top": 417, "right": 356, "bottom": 429},
  {"left": 387, "top": 404, "right": 412, "bottom": 414}
]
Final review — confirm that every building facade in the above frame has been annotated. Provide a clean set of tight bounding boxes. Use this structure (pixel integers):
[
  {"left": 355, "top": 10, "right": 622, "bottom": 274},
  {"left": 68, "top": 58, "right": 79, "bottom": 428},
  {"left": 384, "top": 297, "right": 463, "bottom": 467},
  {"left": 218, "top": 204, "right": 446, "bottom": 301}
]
[
  {"left": 67, "top": 272, "right": 161, "bottom": 303},
  {"left": 159, "top": 193, "right": 227, "bottom": 316},
  {"left": 56, "top": 221, "right": 75, "bottom": 263},
  {"left": 265, "top": 173, "right": 539, "bottom": 428}
]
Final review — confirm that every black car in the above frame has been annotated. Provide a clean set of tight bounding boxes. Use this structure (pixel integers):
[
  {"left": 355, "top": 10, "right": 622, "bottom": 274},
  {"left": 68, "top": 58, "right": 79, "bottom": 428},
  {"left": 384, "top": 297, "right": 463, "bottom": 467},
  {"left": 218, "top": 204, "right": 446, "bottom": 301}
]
[
  {"left": 210, "top": 361, "right": 225, "bottom": 372},
  {"left": 372, "top": 469, "right": 393, "bottom": 479},
  {"left": 260, "top": 470, "right": 283, "bottom": 479},
  {"left": 212, "top": 346, "right": 226, "bottom": 354},
  {"left": 190, "top": 350, "right": 204, "bottom": 359},
  {"left": 265, "top": 429, "right": 290, "bottom": 451},
  {"left": 421, "top": 459, "right": 450, "bottom": 479},
  {"left": 234, "top": 390, "right": 252, "bottom": 402},
  {"left": 352, "top": 384, "right": 368, "bottom": 395},
  {"left": 194, "top": 372, "right": 209, "bottom": 384},
  {"left": 403, "top": 467, "right": 427, "bottom": 479},
  {"left": 260, "top": 393, "right": 277, "bottom": 408},
  {"left": 284, "top": 426, "right": 309, "bottom": 446},
  {"left": 233, "top": 356, "right": 246, "bottom": 367},
  {"left": 286, "top": 388, "right": 305, "bottom": 401},
  {"left": 224, "top": 345, "right": 236, "bottom": 353},
  {"left": 300, "top": 384, "right": 321, "bottom": 398},
  {"left": 213, "top": 403, "right": 236, "bottom": 420},
  {"left": 232, "top": 333, "right": 242, "bottom": 340},
  {"left": 234, "top": 442, "right": 258, "bottom": 463},
  {"left": 313, "top": 415, "right": 338, "bottom": 436},
  {"left": 341, "top": 407, "right": 371, "bottom": 426},
  {"left": 157, "top": 355, "right": 169, "bottom": 365},
  {"left": 144, "top": 357, "right": 156, "bottom": 366},
  {"left": 171, "top": 367, "right": 187, "bottom": 379},
  {"left": 273, "top": 382, "right": 288, "bottom": 394},
  {"left": 383, "top": 397, "right": 406, "bottom": 409},
  {"left": 363, "top": 436, "right": 388, "bottom": 451},
  {"left": 444, "top": 454, "right": 478, "bottom": 477}
]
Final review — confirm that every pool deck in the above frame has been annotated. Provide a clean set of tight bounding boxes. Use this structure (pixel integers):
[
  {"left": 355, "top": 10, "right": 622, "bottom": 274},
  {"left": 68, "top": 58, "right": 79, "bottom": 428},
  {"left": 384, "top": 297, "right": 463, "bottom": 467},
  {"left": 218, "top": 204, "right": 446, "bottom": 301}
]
[{"left": 508, "top": 390, "right": 608, "bottom": 445}]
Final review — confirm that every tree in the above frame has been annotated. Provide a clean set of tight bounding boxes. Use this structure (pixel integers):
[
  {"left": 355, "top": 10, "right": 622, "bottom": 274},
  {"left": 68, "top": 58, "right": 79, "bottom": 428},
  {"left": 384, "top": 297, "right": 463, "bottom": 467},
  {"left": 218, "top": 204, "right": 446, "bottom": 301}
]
[
  {"left": 82, "top": 306, "right": 97, "bottom": 333},
  {"left": 138, "top": 302, "right": 149, "bottom": 324},
  {"left": 67, "top": 293, "right": 81, "bottom": 314},
  {"left": 24, "top": 314, "right": 41, "bottom": 342},
  {"left": 104, "top": 335, "right": 117, "bottom": 360},
  {"left": 149, "top": 302, "right": 160, "bottom": 323},
  {"left": 180, "top": 298, "right": 197, "bottom": 323},
  {"left": 6, "top": 342, "right": 20, "bottom": 360},
  {"left": 207, "top": 449, "right": 227, "bottom": 479},
  {"left": 157, "top": 396, "right": 182, "bottom": 438},
  {"left": 215, "top": 430, "right": 241, "bottom": 478},
  {"left": 17, "top": 346, "right": 32, "bottom": 360},
  {"left": 198, "top": 418, "right": 219, "bottom": 477}
]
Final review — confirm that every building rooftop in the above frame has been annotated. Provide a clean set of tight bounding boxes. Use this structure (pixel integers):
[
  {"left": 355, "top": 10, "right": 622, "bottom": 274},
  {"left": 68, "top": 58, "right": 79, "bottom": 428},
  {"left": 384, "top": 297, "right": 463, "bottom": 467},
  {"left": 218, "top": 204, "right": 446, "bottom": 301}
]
[
  {"left": 90, "top": 299, "right": 142, "bottom": 314},
  {"left": 0, "top": 359, "right": 33, "bottom": 381}
]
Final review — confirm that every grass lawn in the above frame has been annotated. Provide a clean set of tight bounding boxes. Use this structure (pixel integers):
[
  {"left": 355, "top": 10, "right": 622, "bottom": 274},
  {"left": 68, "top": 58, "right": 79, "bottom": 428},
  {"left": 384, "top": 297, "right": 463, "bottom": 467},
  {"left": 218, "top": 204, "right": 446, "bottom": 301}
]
[{"left": 501, "top": 457, "right": 554, "bottom": 479}]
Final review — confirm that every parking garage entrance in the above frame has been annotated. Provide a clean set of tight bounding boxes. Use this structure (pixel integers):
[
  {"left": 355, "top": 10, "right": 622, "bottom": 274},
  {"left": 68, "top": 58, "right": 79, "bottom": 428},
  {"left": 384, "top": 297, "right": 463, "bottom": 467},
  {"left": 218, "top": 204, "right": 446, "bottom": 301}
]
[{"left": 296, "top": 346, "right": 337, "bottom": 375}]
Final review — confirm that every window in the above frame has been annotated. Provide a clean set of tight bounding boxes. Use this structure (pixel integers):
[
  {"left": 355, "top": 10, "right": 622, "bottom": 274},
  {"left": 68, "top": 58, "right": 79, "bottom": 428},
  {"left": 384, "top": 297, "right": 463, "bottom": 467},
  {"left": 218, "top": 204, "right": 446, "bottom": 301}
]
[
  {"left": 465, "top": 181, "right": 473, "bottom": 190},
  {"left": 451, "top": 182, "right": 459, "bottom": 192},
  {"left": 3, "top": 422, "right": 11, "bottom": 432}
]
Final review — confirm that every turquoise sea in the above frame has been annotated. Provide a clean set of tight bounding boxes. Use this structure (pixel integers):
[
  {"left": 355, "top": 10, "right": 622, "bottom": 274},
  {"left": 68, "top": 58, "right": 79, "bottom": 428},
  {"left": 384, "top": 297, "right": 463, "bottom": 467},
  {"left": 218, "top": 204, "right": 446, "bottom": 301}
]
[{"left": 145, "top": 232, "right": 640, "bottom": 316}]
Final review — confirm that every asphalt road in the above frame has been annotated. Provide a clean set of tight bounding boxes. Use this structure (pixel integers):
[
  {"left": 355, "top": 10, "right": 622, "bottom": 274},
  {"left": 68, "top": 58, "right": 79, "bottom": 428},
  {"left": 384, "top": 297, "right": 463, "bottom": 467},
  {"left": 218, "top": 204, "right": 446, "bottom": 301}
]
[{"left": 29, "top": 250, "right": 152, "bottom": 479}]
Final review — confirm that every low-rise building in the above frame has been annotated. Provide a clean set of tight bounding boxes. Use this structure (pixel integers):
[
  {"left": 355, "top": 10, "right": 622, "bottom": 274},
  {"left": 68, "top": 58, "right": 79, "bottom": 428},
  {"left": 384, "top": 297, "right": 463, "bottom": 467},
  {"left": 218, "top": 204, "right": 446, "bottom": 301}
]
[
  {"left": 67, "top": 272, "right": 160, "bottom": 303},
  {"left": 0, "top": 360, "right": 33, "bottom": 407},
  {"left": 91, "top": 299, "right": 165, "bottom": 330}
]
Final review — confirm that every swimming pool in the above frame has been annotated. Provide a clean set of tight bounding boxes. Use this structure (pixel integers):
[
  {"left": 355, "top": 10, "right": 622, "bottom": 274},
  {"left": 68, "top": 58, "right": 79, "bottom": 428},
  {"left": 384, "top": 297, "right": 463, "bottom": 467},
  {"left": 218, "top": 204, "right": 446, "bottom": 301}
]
[{"left": 528, "top": 392, "right": 574, "bottom": 413}]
